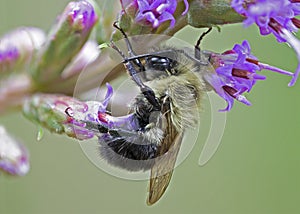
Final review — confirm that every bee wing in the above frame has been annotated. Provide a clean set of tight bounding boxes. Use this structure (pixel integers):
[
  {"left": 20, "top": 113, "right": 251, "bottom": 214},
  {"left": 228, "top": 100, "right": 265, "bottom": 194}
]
[
  {"left": 147, "top": 99, "right": 183, "bottom": 205},
  {"left": 147, "top": 131, "right": 183, "bottom": 205}
]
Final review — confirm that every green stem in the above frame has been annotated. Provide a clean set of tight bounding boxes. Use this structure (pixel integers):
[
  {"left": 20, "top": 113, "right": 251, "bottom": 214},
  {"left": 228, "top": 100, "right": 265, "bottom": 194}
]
[{"left": 187, "top": 0, "right": 244, "bottom": 28}]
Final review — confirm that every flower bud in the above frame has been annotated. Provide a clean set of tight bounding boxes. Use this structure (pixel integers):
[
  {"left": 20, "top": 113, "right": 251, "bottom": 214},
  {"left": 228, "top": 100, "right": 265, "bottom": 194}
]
[
  {"left": 23, "top": 93, "right": 94, "bottom": 140},
  {"left": 31, "top": 1, "right": 98, "bottom": 84},
  {"left": 0, "top": 126, "right": 30, "bottom": 176},
  {"left": 0, "top": 27, "right": 45, "bottom": 75}
]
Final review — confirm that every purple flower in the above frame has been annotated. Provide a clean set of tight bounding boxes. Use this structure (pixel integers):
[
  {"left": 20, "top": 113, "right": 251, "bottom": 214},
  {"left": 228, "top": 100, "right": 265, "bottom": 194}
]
[
  {"left": 232, "top": 0, "right": 300, "bottom": 39},
  {"left": 60, "top": 83, "right": 139, "bottom": 139},
  {"left": 23, "top": 91, "right": 93, "bottom": 140},
  {"left": 24, "top": 83, "right": 140, "bottom": 140},
  {"left": 231, "top": 0, "right": 300, "bottom": 86},
  {"left": 80, "top": 83, "right": 140, "bottom": 132},
  {"left": 122, "top": 0, "right": 189, "bottom": 28},
  {"left": 0, "top": 126, "right": 30, "bottom": 176},
  {"left": 204, "top": 40, "right": 293, "bottom": 111}
]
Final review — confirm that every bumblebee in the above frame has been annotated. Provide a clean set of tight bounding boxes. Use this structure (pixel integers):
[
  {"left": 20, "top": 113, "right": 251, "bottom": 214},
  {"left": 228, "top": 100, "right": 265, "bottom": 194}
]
[{"left": 77, "top": 24, "right": 214, "bottom": 205}]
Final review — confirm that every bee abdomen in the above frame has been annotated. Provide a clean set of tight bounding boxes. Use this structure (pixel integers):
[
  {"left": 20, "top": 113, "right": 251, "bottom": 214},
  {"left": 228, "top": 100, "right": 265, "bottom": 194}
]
[{"left": 98, "top": 130, "right": 160, "bottom": 171}]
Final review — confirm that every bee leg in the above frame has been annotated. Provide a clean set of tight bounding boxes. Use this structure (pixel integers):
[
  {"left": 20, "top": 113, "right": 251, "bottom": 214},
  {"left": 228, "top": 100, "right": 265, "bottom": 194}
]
[
  {"left": 194, "top": 27, "right": 212, "bottom": 61},
  {"left": 127, "top": 61, "right": 160, "bottom": 110}
]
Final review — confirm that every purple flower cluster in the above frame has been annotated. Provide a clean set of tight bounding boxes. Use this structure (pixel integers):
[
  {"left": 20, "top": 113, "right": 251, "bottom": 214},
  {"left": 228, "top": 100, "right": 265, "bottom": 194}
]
[
  {"left": 205, "top": 40, "right": 293, "bottom": 111},
  {"left": 82, "top": 84, "right": 140, "bottom": 132},
  {"left": 231, "top": 0, "right": 300, "bottom": 86},
  {"left": 232, "top": 0, "right": 300, "bottom": 40},
  {"left": 121, "top": 0, "right": 189, "bottom": 28}
]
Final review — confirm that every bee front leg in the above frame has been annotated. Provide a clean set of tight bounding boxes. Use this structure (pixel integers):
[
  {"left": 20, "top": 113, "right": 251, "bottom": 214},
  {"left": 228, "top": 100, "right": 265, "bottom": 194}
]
[
  {"left": 126, "top": 60, "right": 160, "bottom": 110},
  {"left": 194, "top": 27, "right": 212, "bottom": 61}
]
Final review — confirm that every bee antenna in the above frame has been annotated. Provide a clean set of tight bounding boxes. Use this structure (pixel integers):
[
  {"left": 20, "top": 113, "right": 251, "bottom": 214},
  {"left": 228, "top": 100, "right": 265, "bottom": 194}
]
[
  {"left": 194, "top": 27, "right": 212, "bottom": 60},
  {"left": 112, "top": 21, "right": 146, "bottom": 71},
  {"left": 113, "top": 21, "right": 136, "bottom": 57},
  {"left": 113, "top": 21, "right": 127, "bottom": 39}
]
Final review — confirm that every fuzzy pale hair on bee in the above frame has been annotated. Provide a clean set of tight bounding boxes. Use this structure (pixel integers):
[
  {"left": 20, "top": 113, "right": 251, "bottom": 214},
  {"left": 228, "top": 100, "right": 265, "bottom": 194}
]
[{"left": 144, "top": 47, "right": 208, "bottom": 131}]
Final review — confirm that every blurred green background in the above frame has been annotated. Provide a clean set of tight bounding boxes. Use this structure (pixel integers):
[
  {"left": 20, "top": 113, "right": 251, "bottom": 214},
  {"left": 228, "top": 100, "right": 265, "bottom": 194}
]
[{"left": 1, "top": 0, "right": 300, "bottom": 213}]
